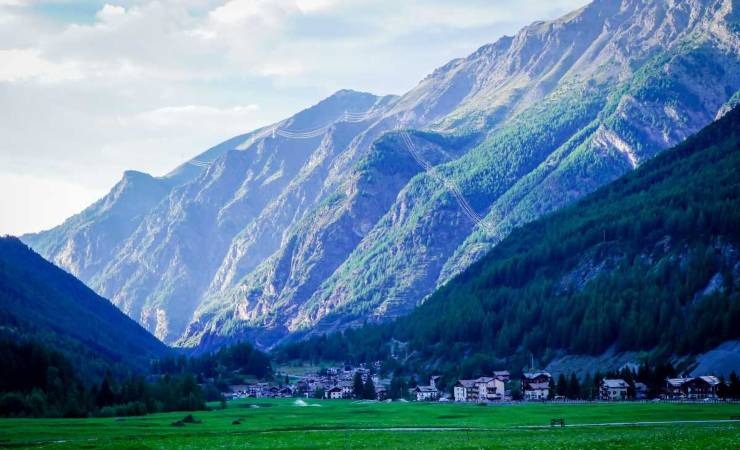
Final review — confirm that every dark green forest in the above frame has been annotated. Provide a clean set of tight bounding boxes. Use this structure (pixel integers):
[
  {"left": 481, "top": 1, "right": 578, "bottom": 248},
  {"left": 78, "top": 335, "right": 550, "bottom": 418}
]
[
  {"left": 0, "top": 236, "right": 168, "bottom": 379},
  {"left": 0, "top": 337, "right": 272, "bottom": 418},
  {"left": 0, "top": 337, "right": 204, "bottom": 418},
  {"left": 276, "top": 106, "right": 740, "bottom": 381}
]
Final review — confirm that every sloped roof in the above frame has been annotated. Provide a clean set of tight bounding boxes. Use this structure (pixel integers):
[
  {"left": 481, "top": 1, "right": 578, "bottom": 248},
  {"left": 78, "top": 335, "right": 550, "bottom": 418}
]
[
  {"left": 416, "top": 385, "right": 438, "bottom": 393},
  {"left": 523, "top": 372, "right": 551, "bottom": 380},
  {"left": 456, "top": 380, "right": 477, "bottom": 388},
  {"left": 698, "top": 376, "right": 720, "bottom": 385},
  {"left": 667, "top": 378, "right": 691, "bottom": 387},
  {"left": 602, "top": 379, "right": 629, "bottom": 389}
]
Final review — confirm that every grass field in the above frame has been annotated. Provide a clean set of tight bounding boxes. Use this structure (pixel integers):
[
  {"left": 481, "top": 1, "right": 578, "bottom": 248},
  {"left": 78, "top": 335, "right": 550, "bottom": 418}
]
[{"left": 0, "top": 399, "right": 738, "bottom": 449}]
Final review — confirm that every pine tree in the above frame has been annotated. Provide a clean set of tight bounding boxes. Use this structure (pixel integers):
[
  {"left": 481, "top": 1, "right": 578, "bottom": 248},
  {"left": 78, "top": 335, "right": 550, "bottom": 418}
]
[
  {"left": 363, "top": 377, "right": 376, "bottom": 400},
  {"left": 729, "top": 371, "right": 740, "bottom": 399},
  {"left": 567, "top": 373, "right": 580, "bottom": 399},
  {"left": 717, "top": 376, "right": 728, "bottom": 399},
  {"left": 556, "top": 374, "right": 567, "bottom": 397},
  {"left": 352, "top": 372, "right": 364, "bottom": 399}
]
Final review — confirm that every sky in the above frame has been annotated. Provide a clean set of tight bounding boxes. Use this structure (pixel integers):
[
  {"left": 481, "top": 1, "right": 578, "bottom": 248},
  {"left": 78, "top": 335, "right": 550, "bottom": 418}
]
[{"left": 0, "top": 0, "right": 589, "bottom": 236}]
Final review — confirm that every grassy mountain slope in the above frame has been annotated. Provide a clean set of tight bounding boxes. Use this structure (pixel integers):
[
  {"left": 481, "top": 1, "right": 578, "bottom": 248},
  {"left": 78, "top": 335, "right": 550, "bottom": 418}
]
[{"left": 277, "top": 105, "right": 740, "bottom": 376}]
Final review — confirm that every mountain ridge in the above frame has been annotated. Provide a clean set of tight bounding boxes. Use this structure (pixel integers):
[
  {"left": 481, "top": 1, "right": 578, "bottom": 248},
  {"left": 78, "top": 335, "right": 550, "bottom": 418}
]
[{"left": 22, "top": 0, "right": 740, "bottom": 350}]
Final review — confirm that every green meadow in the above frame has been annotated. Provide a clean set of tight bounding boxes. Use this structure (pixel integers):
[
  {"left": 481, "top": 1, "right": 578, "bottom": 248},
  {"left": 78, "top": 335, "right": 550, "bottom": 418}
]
[{"left": 0, "top": 399, "right": 738, "bottom": 449}]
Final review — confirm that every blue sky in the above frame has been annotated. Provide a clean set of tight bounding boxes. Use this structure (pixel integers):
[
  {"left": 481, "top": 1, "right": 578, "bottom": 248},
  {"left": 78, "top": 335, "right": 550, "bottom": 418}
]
[{"left": 0, "top": 0, "right": 588, "bottom": 235}]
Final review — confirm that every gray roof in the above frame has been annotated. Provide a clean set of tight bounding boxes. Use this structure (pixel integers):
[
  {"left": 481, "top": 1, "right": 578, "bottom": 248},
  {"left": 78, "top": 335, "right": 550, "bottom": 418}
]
[
  {"left": 523, "top": 372, "right": 551, "bottom": 380},
  {"left": 415, "top": 386, "right": 438, "bottom": 393},
  {"left": 602, "top": 379, "right": 629, "bottom": 389},
  {"left": 698, "top": 376, "right": 720, "bottom": 385},
  {"left": 667, "top": 378, "right": 691, "bottom": 387}
]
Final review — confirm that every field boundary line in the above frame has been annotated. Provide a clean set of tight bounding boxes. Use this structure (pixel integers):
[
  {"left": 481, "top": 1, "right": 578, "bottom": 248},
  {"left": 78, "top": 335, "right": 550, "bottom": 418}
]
[{"left": 515, "top": 419, "right": 740, "bottom": 429}]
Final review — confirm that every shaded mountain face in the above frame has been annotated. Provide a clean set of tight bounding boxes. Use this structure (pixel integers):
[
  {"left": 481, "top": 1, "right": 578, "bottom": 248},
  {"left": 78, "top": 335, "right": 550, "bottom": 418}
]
[
  {"left": 23, "top": 0, "right": 740, "bottom": 349},
  {"left": 0, "top": 237, "right": 168, "bottom": 377}
]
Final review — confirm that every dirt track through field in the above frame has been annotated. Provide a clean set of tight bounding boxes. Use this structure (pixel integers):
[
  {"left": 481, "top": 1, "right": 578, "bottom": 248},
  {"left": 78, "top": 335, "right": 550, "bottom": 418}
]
[{"left": 514, "top": 419, "right": 740, "bottom": 429}]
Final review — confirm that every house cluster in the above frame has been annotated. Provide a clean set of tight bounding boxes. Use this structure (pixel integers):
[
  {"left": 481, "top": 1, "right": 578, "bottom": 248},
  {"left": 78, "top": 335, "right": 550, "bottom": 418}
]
[
  {"left": 225, "top": 383, "right": 295, "bottom": 400},
  {"left": 226, "top": 363, "right": 389, "bottom": 401},
  {"left": 599, "top": 375, "right": 720, "bottom": 400},
  {"left": 225, "top": 364, "right": 723, "bottom": 403},
  {"left": 664, "top": 376, "right": 721, "bottom": 399}
]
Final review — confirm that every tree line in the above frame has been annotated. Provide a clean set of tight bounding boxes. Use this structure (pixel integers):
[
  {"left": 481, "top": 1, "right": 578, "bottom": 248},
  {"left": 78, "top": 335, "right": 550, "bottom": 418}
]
[{"left": 0, "top": 337, "right": 272, "bottom": 418}]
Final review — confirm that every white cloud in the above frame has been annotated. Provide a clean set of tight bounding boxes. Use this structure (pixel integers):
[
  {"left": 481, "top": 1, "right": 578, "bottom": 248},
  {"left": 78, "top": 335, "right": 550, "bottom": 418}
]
[
  {"left": 0, "top": 49, "right": 83, "bottom": 82},
  {"left": 96, "top": 4, "right": 127, "bottom": 22}
]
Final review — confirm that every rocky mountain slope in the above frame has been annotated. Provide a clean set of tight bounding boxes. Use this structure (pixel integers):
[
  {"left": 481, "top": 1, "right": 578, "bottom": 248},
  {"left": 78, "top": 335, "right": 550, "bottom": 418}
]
[
  {"left": 277, "top": 104, "right": 740, "bottom": 377},
  {"left": 23, "top": 0, "right": 740, "bottom": 349},
  {"left": 0, "top": 237, "right": 169, "bottom": 377}
]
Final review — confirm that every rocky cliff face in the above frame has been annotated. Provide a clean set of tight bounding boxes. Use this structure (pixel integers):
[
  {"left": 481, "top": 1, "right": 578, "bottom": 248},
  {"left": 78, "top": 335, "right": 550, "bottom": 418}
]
[{"left": 24, "top": 0, "right": 740, "bottom": 348}]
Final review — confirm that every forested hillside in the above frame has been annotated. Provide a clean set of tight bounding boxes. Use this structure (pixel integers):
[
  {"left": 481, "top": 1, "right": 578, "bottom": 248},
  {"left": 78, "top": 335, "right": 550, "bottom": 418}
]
[
  {"left": 277, "top": 106, "right": 740, "bottom": 377},
  {"left": 0, "top": 237, "right": 168, "bottom": 379}
]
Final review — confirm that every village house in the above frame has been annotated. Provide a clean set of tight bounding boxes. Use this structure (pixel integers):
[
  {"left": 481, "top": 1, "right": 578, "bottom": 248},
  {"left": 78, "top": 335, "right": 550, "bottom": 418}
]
[
  {"left": 414, "top": 386, "right": 439, "bottom": 401},
  {"left": 600, "top": 379, "right": 630, "bottom": 401},
  {"left": 325, "top": 386, "right": 344, "bottom": 399},
  {"left": 665, "top": 378, "right": 691, "bottom": 399},
  {"left": 414, "top": 376, "right": 441, "bottom": 401},
  {"left": 682, "top": 376, "right": 720, "bottom": 399},
  {"left": 521, "top": 372, "right": 551, "bottom": 401}
]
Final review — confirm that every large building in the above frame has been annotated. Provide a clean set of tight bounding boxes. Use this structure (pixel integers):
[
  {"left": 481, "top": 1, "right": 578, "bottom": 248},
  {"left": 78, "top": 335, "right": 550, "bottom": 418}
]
[
  {"left": 521, "top": 372, "right": 551, "bottom": 401},
  {"left": 453, "top": 375, "right": 506, "bottom": 402}
]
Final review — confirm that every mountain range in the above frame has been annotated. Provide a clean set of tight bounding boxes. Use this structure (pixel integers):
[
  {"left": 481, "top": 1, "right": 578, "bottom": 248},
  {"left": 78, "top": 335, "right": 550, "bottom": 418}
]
[{"left": 22, "top": 0, "right": 740, "bottom": 350}]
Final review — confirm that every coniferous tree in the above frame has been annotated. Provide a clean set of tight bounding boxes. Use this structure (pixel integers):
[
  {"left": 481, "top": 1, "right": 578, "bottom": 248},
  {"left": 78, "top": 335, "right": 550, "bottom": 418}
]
[
  {"left": 352, "top": 373, "right": 364, "bottom": 399},
  {"left": 363, "top": 377, "right": 376, "bottom": 400},
  {"left": 717, "top": 376, "right": 728, "bottom": 399},
  {"left": 567, "top": 373, "right": 580, "bottom": 399},
  {"left": 556, "top": 374, "right": 568, "bottom": 397},
  {"left": 729, "top": 371, "right": 740, "bottom": 399}
]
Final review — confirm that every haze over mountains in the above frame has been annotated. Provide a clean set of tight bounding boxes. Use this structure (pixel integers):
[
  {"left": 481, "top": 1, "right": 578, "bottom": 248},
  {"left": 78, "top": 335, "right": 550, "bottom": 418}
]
[{"left": 22, "top": 0, "right": 740, "bottom": 350}]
